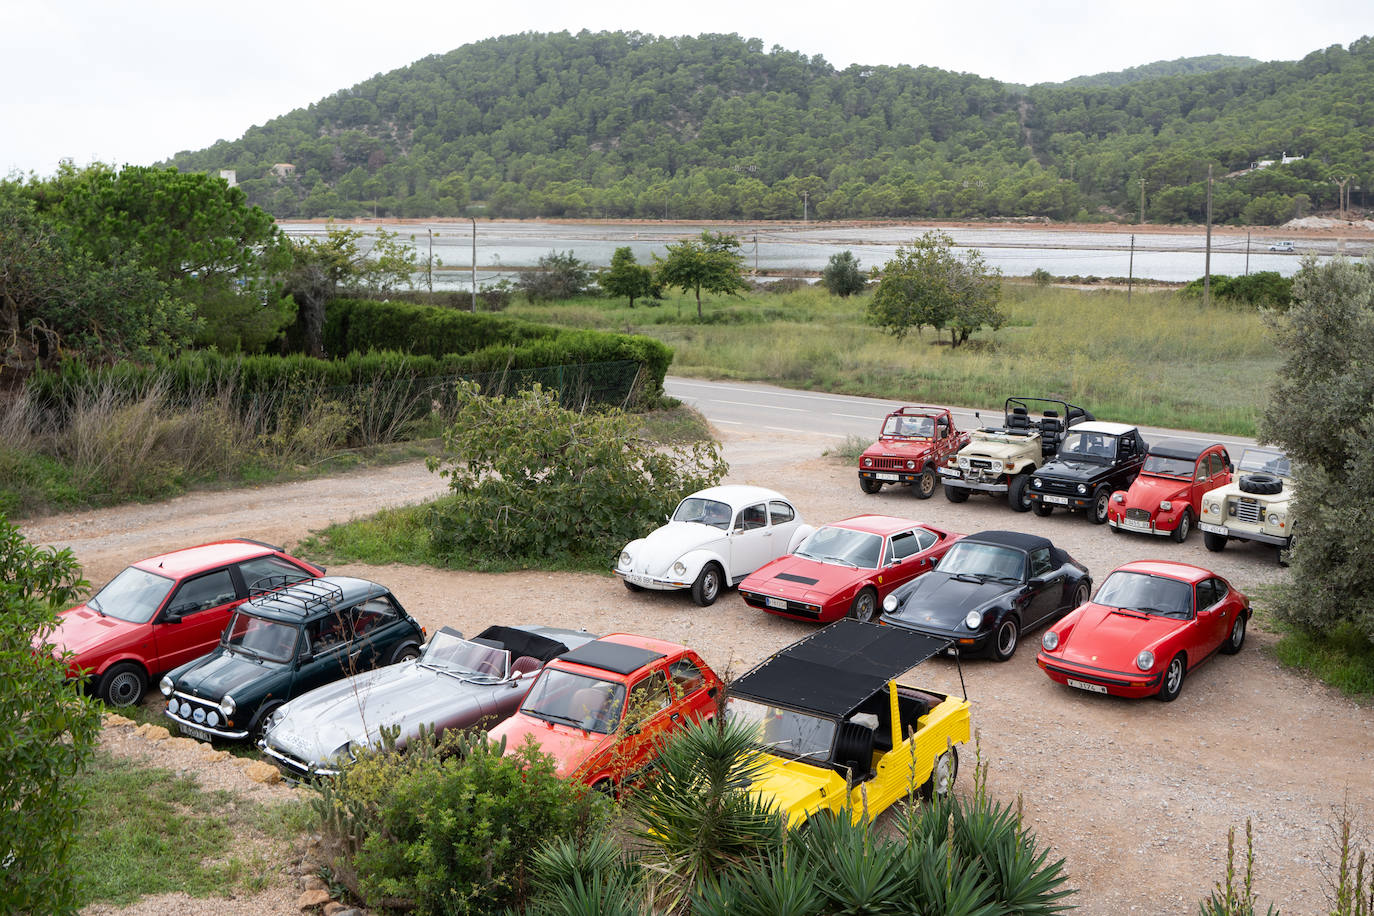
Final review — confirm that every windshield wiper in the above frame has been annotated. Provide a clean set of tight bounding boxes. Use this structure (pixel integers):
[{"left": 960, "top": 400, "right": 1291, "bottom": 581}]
[
  {"left": 953, "top": 572, "right": 989, "bottom": 583},
  {"left": 229, "top": 643, "right": 265, "bottom": 660},
  {"left": 1136, "top": 606, "right": 1185, "bottom": 618},
  {"left": 535, "top": 710, "right": 587, "bottom": 728},
  {"left": 822, "top": 555, "right": 857, "bottom": 568},
  {"left": 1109, "top": 607, "right": 1150, "bottom": 620},
  {"left": 88, "top": 597, "right": 104, "bottom": 617}
]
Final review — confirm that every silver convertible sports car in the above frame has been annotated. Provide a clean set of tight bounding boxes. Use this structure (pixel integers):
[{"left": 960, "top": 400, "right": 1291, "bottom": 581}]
[{"left": 258, "top": 624, "right": 596, "bottom": 778}]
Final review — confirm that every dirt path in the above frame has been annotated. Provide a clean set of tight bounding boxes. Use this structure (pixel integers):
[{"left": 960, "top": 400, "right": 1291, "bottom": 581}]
[{"left": 29, "top": 427, "right": 1370, "bottom": 916}]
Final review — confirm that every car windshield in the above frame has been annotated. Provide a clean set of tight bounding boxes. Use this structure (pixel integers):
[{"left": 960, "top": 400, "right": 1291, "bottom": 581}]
[
  {"left": 223, "top": 611, "right": 299, "bottom": 662},
  {"left": 1095, "top": 572, "right": 1193, "bottom": 620},
  {"left": 87, "top": 566, "right": 175, "bottom": 624},
  {"left": 1057, "top": 430, "right": 1118, "bottom": 462},
  {"left": 882, "top": 415, "right": 935, "bottom": 438},
  {"left": 520, "top": 668, "right": 626, "bottom": 734},
  {"left": 727, "top": 697, "right": 837, "bottom": 762},
  {"left": 795, "top": 526, "right": 882, "bottom": 568},
  {"left": 672, "top": 497, "right": 733, "bottom": 530},
  {"left": 419, "top": 631, "right": 510, "bottom": 679},
  {"left": 936, "top": 541, "right": 1025, "bottom": 581},
  {"left": 1237, "top": 448, "right": 1291, "bottom": 478},
  {"left": 1142, "top": 454, "right": 1195, "bottom": 478}
]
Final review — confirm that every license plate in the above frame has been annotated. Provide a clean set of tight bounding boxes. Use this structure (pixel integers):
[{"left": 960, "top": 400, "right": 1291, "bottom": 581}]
[
  {"left": 1124, "top": 518, "right": 1150, "bottom": 531},
  {"left": 179, "top": 724, "right": 214, "bottom": 742},
  {"left": 876, "top": 473, "right": 898, "bottom": 481},
  {"left": 1199, "top": 523, "right": 1228, "bottom": 535},
  {"left": 938, "top": 467, "right": 959, "bottom": 477},
  {"left": 1045, "top": 495, "right": 1069, "bottom": 505},
  {"left": 765, "top": 596, "right": 788, "bottom": 610},
  {"left": 628, "top": 574, "right": 652, "bottom": 586},
  {"left": 1066, "top": 678, "right": 1107, "bottom": 694}
]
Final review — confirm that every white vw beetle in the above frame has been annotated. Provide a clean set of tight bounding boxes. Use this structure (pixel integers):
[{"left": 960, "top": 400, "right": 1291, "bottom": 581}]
[{"left": 615, "top": 485, "right": 813, "bottom": 606}]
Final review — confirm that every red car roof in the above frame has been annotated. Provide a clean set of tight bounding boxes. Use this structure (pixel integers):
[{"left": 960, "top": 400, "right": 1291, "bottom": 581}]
[
  {"left": 827, "top": 515, "right": 930, "bottom": 538},
  {"left": 1113, "top": 559, "right": 1214, "bottom": 584},
  {"left": 130, "top": 539, "right": 279, "bottom": 578}
]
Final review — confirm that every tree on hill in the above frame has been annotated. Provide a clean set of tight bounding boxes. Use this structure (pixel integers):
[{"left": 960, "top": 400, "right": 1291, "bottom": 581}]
[
  {"left": 868, "top": 231, "right": 1004, "bottom": 347},
  {"left": 655, "top": 231, "right": 748, "bottom": 319},
  {"left": 601, "top": 246, "right": 656, "bottom": 307}
]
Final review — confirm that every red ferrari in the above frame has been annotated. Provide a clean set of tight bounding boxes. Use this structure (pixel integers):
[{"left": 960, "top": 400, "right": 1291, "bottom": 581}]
[
  {"left": 738, "top": 515, "right": 962, "bottom": 623},
  {"left": 1036, "top": 560, "right": 1250, "bottom": 701}
]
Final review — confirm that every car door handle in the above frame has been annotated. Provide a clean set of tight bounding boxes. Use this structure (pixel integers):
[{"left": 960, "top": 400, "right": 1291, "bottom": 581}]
[
  {"left": 670, "top": 713, "right": 681, "bottom": 722},
  {"left": 349, "top": 650, "right": 362, "bottom": 662}
]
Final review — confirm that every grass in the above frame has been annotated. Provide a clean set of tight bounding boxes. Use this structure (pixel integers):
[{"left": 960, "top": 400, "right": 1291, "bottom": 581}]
[
  {"left": 509, "top": 283, "right": 1278, "bottom": 436},
  {"left": 1247, "top": 585, "right": 1374, "bottom": 700},
  {"left": 72, "top": 750, "right": 308, "bottom": 906}
]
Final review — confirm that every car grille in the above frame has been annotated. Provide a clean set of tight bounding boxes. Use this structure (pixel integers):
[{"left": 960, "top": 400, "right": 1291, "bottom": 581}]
[
  {"left": 1037, "top": 478, "right": 1078, "bottom": 496},
  {"left": 871, "top": 457, "right": 907, "bottom": 471},
  {"left": 1125, "top": 508, "right": 1150, "bottom": 522},
  {"left": 1232, "top": 498, "right": 1263, "bottom": 523},
  {"left": 968, "top": 458, "right": 994, "bottom": 469},
  {"left": 168, "top": 693, "right": 225, "bottom": 728}
]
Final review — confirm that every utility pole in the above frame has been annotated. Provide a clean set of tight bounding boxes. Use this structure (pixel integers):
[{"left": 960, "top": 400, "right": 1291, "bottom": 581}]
[
  {"left": 427, "top": 228, "right": 434, "bottom": 293},
  {"left": 469, "top": 218, "right": 477, "bottom": 312},
  {"left": 1127, "top": 234, "right": 1135, "bottom": 304},
  {"left": 1139, "top": 178, "right": 1146, "bottom": 225},
  {"left": 1203, "top": 165, "right": 1213, "bottom": 308},
  {"left": 1245, "top": 232, "right": 1251, "bottom": 276},
  {"left": 802, "top": 191, "right": 809, "bottom": 224},
  {"left": 753, "top": 235, "right": 759, "bottom": 275}
]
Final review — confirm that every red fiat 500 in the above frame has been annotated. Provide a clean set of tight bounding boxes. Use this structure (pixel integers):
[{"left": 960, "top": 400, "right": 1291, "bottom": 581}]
[
  {"left": 488, "top": 634, "right": 722, "bottom": 793},
  {"left": 1107, "top": 438, "right": 1232, "bottom": 543},
  {"left": 44, "top": 539, "right": 323, "bottom": 708}
]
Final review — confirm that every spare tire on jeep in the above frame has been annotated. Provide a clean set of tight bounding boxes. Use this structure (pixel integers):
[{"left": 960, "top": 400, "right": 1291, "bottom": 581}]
[{"left": 1238, "top": 473, "right": 1283, "bottom": 495}]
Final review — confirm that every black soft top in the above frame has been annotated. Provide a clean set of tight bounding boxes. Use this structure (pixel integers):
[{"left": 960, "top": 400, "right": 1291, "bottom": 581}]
[
  {"left": 1147, "top": 438, "right": 1212, "bottom": 461},
  {"left": 729, "top": 620, "right": 950, "bottom": 718},
  {"left": 560, "top": 639, "right": 665, "bottom": 676},
  {"left": 958, "top": 530, "right": 1073, "bottom": 569},
  {"left": 472, "top": 625, "right": 575, "bottom": 663}
]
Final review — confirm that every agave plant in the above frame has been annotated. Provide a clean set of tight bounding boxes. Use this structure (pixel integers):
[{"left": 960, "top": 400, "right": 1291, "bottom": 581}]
[
  {"left": 794, "top": 812, "right": 913, "bottom": 914},
  {"left": 691, "top": 848, "right": 824, "bottom": 916}
]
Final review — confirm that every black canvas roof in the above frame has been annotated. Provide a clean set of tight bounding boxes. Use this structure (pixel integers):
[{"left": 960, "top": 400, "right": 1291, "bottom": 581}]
[
  {"left": 729, "top": 620, "right": 951, "bottom": 718},
  {"left": 961, "top": 529, "right": 1053, "bottom": 554},
  {"left": 474, "top": 625, "right": 572, "bottom": 663},
  {"left": 1147, "top": 438, "right": 1212, "bottom": 461},
  {"left": 560, "top": 639, "right": 665, "bottom": 676}
]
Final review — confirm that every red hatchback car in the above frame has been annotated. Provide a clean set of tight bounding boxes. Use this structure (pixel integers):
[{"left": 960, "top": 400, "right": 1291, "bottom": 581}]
[
  {"left": 1107, "top": 438, "right": 1232, "bottom": 543},
  {"left": 45, "top": 539, "right": 323, "bottom": 708},
  {"left": 487, "top": 634, "right": 723, "bottom": 794},
  {"left": 1036, "top": 560, "right": 1250, "bottom": 702},
  {"left": 738, "top": 515, "right": 962, "bottom": 623}
]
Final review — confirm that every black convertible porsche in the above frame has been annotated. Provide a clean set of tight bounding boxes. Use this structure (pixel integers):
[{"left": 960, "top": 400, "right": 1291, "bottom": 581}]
[{"left": 877, "top": 530, "right": 1091, "bottom": 661}]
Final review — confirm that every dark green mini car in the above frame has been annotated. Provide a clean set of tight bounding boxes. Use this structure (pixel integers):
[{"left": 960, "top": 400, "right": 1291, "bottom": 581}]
[{"left": 161, "top": 576, "right": 425, "bottom": 742}]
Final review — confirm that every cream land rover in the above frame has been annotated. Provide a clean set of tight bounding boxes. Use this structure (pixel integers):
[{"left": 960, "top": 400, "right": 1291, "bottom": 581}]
[{"left": 1199, "top": 446, "right": 1294, "bottom": 562}]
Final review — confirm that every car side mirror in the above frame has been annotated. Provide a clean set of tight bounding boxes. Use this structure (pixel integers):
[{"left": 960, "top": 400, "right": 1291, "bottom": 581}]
[
  {"left": 732, "top": 526, "right": 745, "bottom": 535},
  {"left": 625, "top": 721, "right": 642, "bottom": 736},
  {"left": 297, "top": 650, "right": 314, "bottom": 665},
  {"left": 1027, "top": 576, "right": 1047, "bottom": 588},
  {"left": 162, "top": 612, "right": 183, "bottom": 625}
]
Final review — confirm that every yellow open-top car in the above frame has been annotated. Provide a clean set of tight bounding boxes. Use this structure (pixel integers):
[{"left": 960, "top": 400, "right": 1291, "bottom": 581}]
[{"left": 726, "top": 619, "right": 972, "bottom": 828}]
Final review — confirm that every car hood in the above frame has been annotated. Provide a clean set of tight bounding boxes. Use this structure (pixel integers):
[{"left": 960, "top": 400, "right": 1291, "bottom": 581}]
[
  {"left": 173, "top": 650, "right": 277, "bottom": 701},
  {"left": 1036, "top": 458, "right": 1107, "bottom": 483},
  {"left": 490, "top": 715, "right": 612, "bottom": 779},
  {"left": 47, "top": 605, "right": 143, "bottom": 660},
  {"left": 885, "top": 573, "right": 1010, "bottom": 630},
  {"left": 740, "top": 555, "right": 859, "bottom": 601},
  {"left": 962, "top": 436, "right": 1036, "bottom": 461},
  {"left": 862, "top": 440, "right": 933, "bottom": 459},
  {"left": 625, "top": 522, "right": 724, "bottom": 574},
  {"left": 1058, "top": 604, "right": 1187, "bottom": 670},
  {"left": 748, "top": 755, "right": 845, "bottom": 827},
  {"left": 1124, "top": 475, "right": 1190, "bottom": 509}
]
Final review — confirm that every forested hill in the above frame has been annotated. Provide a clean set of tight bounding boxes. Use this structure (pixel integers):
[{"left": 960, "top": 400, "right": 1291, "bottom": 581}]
[
  {"left": 167, "top": 31, "right": 1374, "bottom": 225},
  {"left": 1049, "top": 54, "right": 1263, "bottom": 89}
]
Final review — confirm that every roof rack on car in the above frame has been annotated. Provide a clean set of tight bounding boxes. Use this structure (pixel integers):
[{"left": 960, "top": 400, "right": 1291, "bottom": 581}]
[
  {"left": 249, "top": 578, "right": 343, "bottom": 615},
  {"left": 248, "top": 573, "right": 316, "bottom": 597}
]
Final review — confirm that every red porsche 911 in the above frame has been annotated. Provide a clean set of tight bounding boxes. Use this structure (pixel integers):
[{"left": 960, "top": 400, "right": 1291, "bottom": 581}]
[
  {"left": 1036, "top": 560, "right": 1250, "bottom": 701},
  {"left": 738, "top": 515, "right": 962, "bottom": 624}
]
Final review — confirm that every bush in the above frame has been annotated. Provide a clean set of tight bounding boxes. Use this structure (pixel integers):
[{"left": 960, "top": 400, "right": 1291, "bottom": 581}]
[
  {"left": 518, "top": 250, "right": 592, "bottom": 302},
  {"left": 1031, "top": 267, "right": 1054, "bottom": 286},
  {"left": 821, "top": 250, "right": 866, "bottom": 297},
  {"left": 425, "top": 381, "right": 727, "bottom": 565},
  {"left": 1180, "top": 272, "right": 1293, "bottom": 309}
]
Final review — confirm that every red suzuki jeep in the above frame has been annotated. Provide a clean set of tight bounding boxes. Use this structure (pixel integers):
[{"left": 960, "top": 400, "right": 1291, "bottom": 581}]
[{"left": 858, "top": 406, "right": 969, "bottom": 499}]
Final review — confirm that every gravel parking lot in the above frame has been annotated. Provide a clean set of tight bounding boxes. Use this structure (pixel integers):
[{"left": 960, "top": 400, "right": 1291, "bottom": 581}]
[{"left": 27, "top": 423, "right": 1370, "bottom": 916}]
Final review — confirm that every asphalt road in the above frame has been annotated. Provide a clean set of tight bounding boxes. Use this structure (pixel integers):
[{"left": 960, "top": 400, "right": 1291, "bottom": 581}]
[{"left": 665, "top": 376, "right": 1259, "bottom": 451}]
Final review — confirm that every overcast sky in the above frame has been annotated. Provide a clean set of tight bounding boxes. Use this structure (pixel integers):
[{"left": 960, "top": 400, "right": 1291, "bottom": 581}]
[{"left": 2, "top": 0, "right": 1368, "bottom": 178}]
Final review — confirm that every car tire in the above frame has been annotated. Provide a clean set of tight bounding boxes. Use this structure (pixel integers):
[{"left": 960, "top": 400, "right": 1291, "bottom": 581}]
[
  {"left": 390, "top": 642, "right": 421, "bottom": 665},
  {"left": 1088, "top": 487, "right": 1111, "bottom": 525},
  {"left": 250, "top": 701, "right": 283, "bottom": 743},
  {"left": 859, "top": 477, "right": 883, "bottom": 495},
  {"left": 913, "top": 466, "right": 937, "bottom": 499},
  {"left": 1203, "top": 531, "right": 1228, "bottom": 553},
  {"left": 920, "top": 747, "right": 959, "bottom": 800},
  {"left": 990, "top": 617, "right": 1020, "bottom": 662},
  {"left": 847, "top": 588, "right": 878, "bottom": 623},
  {"left": 691, "top": 563, "right": 724, "bottom": 607},
  {"left": 98, "top": 662, "right": 148, "bottom": 708},
  {"left": 1032, "top": 502, "right": 1054, "bottom": 518},
  {"left": 1156, "top": 654, "right": 1186, "bottom": 702},
  {"left": 1239, "top": 473, "right": 1283, "bottom": 496},
  {"left": 1220, "top": 613, "right": 1247, "bottom": 655},
  {"left": 1170, "top": 509, "right": 1194, "bottom": 544},
  {"left": 1008, "top": 474, "right": 1032, "bottom": 512},
  {"left": 1072, "top": 581, "right": 1090, "bottom": 609},
  {"left": 623, "top": 578, "right": 645, "bottom": 592},
  {"left": 943, "top": 484, "right": 969, "bottom": 503}
]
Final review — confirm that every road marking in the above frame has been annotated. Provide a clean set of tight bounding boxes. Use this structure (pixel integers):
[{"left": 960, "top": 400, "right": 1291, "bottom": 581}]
[
  {"left": 712, "top": 419, "right": 743, "bottom": 425},
  {"left": 765, "top": 426, "right": 845, "bottom": 438},
  {"left": 711, "top": 398, "right": 804, "bottom": 411},
  {"left": 834, "top": 413, "right": 883, "bottom": 421}
]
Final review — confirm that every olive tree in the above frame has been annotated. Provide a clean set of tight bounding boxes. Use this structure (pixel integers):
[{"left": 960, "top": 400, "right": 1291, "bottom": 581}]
[
  {"left": 821, "top": 250, "right": 866, "bottom": 297},
  {"left": 654, "top": 231, "right": 748, "bottom": 319},
  {"left": 0, "top": 515, "right": 101, "bottom": 912},
  {"left": 1260, "top": 255, "right": 1374, "bottom": 639},
  {"left": 868, "top": 231, "right": 1004, "bottom": 347}
]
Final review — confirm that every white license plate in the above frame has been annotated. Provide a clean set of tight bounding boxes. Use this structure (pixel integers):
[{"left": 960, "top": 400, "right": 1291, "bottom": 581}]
[
  {"left": 1044, "top": 495, "right": 1069, "bottom": 505},
  {"left": 1198, "top": 523, "right": 1228, "bottom": 535},
  {"left": 765, "top": 596, "right": 788, "bottom": 610},
  {"left": 628, "top": 574, "right": 652, "bottom": 586},
  {"left": 876, "top": 473, "right": 898, "bottom": 481},
  {"left": 938, "top": 467, "right": 959, "bottom": 477},
  {"left": 1124, "top": 518, "right": 1150, "bottom": 530},
  {"left": 1066, "top": 678, "right": 1107, "bottom": 694},
  {"left": 179, "top": 724, "right": 214, "bottom": 742}
]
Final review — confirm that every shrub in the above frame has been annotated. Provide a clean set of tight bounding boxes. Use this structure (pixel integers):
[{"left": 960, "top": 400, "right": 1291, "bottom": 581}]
[
  {"left": 518, "top": 250, "right": 592, "bottom": 302},
  {"left": 1031, "top": 267, "right": 1054, "bottom": 286},
  {"left": 1181, "top": 272, "right": 1293, "bottom": 309},
  {"left": 821, "top": 250, "right": 867, "bottom": 297}
]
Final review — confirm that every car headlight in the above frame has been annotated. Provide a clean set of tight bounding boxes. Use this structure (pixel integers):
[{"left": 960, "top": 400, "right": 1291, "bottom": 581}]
[
  {"left": 1033, "top": 478, "right": 1042, "bottom": 489},
  {"left": 1159, "top": 500, "right": 1172, "bottom": 511},
  {"left": 1076, "top": 484, "right": 1087, "bottom": 495},
  {"left": 990, "top": 460, "right": 1004, "bottom": 473},
  {"left": 207, "top": 710, "right": 220, "bottom": 727},
  {"left": 671, "top": 561, "right": 686, "bottom": 576},
  {"left": 1268, "top": 513, "right": 1282, "bottom": 526},
  {"left": 882, "top": 594, "right": 899, "bottom": 613},
  {"left": 159, "top": 676, "right": 173, "bottom": 697},
  {"left": 1042, "top": 631, "right": 1059, "bottom": 651},
  {"left": 1203, "top": 502, "right": 1219, "bottom": 516},
  {"left": 1136, "top": 650, "right": 1154, "bottom": 672},
  {"left": 863, "top": 457, "right": 873, "bottom": 467},
  {"left": 957, "top": 456, "right": 970, "bottom": 469},
  {"left": 1112, "top": 493, "right": 1124, "bottom": 504},
  {"left": 965, "top": 610, "right": 983, "bottom": 630},
  {"left": 219, "top": 695, "right": 236, "bottom": 717},
  {"left": 619, "top": 551, "right": 632, "bottom": 567},
  {"left": 906, "top": 459, "right": 916, "bottom": 470}
]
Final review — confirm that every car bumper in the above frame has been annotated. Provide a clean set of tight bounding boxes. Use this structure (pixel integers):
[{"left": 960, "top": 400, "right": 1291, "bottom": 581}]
[
  {"left": 164, "top": 708, "right": 250, "bottom": 741},
  {"left": 1197, "top": 522, "right": 1291, "bottom": 547},
  {"left": 878, "top": 616, "right": 987, "bottom": 653},
  {"left": 1036, "top": 653, "right": 1162, "bottom": 698},
  {"left": 613, "top": 569, "right": 688, "bottom": 591},
  {"left": 858, "top": 469, "right": 921, "bottom": 485},
  {"left": 739, "top": 589, "right": 829, "bottom": 621},
  {"left": 937, "top": 468, "right": 1008, "bottom": 493},
  {"left": 1030, "top": 492, "right": 1092, "bottom": 510},
  {"left": 1108, "top": 516, "right": 1175, "bottom": 536},
  {"left": 259, "top": 741, "right": 340, "bottom": 780}
]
